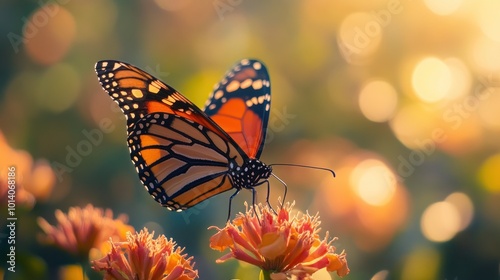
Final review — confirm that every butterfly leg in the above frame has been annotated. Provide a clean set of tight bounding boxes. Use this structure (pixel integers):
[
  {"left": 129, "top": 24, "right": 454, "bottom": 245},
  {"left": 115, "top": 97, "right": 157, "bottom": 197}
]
[
  {"left": 280, "top": 179, "right": 288, "bottom": 209},
  {"left": 249, "top": 187, "right": 265, "bottom": 225},
  {"left": 263, "top": 180, "right": 278, "bottom": 215},
  {"left": 227, "top": 188, "right": 241, "bottom": 222},
  {"left": 250, "top": 187, "right": 259, "bottom": 218}
]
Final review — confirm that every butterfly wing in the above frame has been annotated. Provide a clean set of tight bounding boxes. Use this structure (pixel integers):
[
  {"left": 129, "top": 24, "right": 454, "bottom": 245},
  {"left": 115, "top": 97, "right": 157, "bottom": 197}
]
[
  {"left": 128, "top": 113, "right": 245, "bottom": 211},
  {"left": 203, "top": 59, "right": 271, "bottom": 159},
  {"left": 95, "top": 60, "right": 232, "bottom": 144},
  {"left": 95, "top": 60, "right": 249, "bottom": 210}
]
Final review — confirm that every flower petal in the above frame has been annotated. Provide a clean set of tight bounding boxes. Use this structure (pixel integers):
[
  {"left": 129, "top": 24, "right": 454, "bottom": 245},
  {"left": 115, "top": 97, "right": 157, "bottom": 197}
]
[{"left": 259, "top": 232, "right": 287, "bottom": 260}]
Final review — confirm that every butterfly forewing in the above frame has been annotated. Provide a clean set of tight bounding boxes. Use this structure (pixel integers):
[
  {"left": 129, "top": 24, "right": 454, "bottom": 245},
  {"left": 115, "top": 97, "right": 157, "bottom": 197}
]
[
  {"left": 95, "top": 60, "right": 232, "bottom": 143},
  {"left": 203, "top": 59, "right": 271, "bottom": 159}
]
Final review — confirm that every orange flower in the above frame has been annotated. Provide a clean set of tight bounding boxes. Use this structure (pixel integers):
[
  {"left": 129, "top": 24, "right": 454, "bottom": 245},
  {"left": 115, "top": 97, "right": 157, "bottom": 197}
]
[
  {"left": 92, "top": 228, "right": 198, "bottom": 280},
  {"left": 37, "top": 204, "right": 134, "bottom": 260},
  {"left": 209, "top": 202, "right": 349, "bottom": 279}
]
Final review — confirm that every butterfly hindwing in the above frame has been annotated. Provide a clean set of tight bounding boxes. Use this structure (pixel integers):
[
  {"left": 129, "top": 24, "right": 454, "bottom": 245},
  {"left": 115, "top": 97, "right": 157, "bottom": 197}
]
[
  {"left": 203, "top": 59, "right": 271, "bottom": 159},
  {"left": 128, "top": 113, "right": 244, "bottom": 210}
]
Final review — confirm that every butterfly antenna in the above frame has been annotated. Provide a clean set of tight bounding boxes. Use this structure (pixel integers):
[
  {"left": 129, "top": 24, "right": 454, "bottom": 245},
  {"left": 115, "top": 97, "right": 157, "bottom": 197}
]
[
  {"left": 271, "top": 173, "right": 288, "bottom": 208},
  {"left": 269, "top": 163, "right": 336, "bottom": 177}
]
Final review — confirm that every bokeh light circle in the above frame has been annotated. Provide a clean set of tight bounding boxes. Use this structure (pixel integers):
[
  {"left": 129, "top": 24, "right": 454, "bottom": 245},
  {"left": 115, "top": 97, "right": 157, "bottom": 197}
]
[
  {"left": 423, "top": 0, "right": 464, "bottom": 16},
  {"left": 478, "top": 153, "right": 500, "bottom": 193},
  {"left": 411, "top": 57, "right": 452, "bottom": 103},
  {"left": 359, "top": 80, "right": 398, "bottom": 122},
  {"left": 421, "top": 201, "right": 461, "bottom": 242},
  {"left": 444, "top": 58, "right": 471, "bottom": 100},
  {"left": 478, "top": 88, "right": 500, "bottom": 130},
  {"left": 34, "top": 63, "right": 81, "bottom": 112},
  {"left": 471, "top": 37, "right": 500, "bottom": 73},
  {"left": 350, "top": 159, "right": 397, "bottom": 206},
  {"left": 445, "top": 192, "right": 474, "bottom": 231},
  {"left": 338, "top": 12, "right": 383, "bottom": 64},
  {"left": 24, "top": 5, "right": 76, "bottom": 65},
  {"left": 477, "top": 1, "right": 500, "bottom": 42}
]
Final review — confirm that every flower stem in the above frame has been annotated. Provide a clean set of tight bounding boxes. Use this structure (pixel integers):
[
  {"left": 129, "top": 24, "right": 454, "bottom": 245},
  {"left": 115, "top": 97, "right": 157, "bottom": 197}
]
[
  {"left": 260, "top": 270, "right": 273, "bottom": 280},
  {"left": 80, "top": 259, "right": 88, "bottom": 280}
]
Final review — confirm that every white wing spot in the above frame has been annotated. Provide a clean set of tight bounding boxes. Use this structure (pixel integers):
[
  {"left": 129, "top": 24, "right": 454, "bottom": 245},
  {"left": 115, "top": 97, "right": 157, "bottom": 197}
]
[
  {"left": 241, "top": 79, "right": 252, "bottom": 89},
  {"left": 214, "top": 90, "right": 224, "bottom": 100},
  {"left": 252, "top": 79, "right": 263, "bottom": 90},
  {"left": 226, "top": 80, "right": 240, "bottom": 92},
  {"left": 251, "top": 96, "right": 258, "bottom": 105},
  {"left": 258, "top": 95, "right": 265, "bottom": 104}
]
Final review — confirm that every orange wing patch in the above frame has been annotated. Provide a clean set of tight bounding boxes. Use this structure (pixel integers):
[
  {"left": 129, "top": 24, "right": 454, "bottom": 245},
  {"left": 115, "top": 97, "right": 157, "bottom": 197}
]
[
  {"left": 210, "top": 98, "right": 263, "bottom": 158},
  {"left": 172, "top": 175, "right": 234, "bottom": 208},
  {"left": 146, "top": 101, "right": 176, "bottom": 115}
]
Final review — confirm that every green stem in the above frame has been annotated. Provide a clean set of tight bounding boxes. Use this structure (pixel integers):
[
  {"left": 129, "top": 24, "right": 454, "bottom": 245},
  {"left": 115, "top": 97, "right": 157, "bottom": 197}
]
[
  {"left": 80, "top": 260, "right": 87, "bottom": 280},
  {"left": 260, "top": 270, "right": 273, "bottom": 280}
]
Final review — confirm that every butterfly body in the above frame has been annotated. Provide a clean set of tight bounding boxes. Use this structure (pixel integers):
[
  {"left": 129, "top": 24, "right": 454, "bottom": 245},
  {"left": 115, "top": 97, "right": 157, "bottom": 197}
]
[
  {"left": 229, "top": 159, "right": 272, "bottom": 190},
  {"left": 95, "top": 59, "right": 273, "bottom": 212}
]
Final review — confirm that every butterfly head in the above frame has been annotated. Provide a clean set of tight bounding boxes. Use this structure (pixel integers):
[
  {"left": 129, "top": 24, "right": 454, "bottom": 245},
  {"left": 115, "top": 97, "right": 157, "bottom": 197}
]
[{"left": 229, "top": 159, "right": 272, "bottom": 190}]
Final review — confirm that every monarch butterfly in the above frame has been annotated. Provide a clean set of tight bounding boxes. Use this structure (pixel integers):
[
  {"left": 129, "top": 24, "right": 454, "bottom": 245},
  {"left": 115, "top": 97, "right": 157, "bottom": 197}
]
[{"left": 95, "top": 59, "right": 282, "bottom": 217}]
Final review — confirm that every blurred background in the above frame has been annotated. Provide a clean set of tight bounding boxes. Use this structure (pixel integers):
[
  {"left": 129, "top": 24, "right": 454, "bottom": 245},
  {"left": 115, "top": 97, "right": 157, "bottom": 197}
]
[{"left": 1, "top": 0, "right": 500, "bottom": 279}]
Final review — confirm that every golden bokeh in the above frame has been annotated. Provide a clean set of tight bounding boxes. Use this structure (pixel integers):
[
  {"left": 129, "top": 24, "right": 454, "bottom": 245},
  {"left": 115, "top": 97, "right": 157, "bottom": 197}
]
[
  {"left": 445, "top": 192, "right": 474, "bottom": 231},
  {"left": 350, "top": 159, "right": 396, "bottom": 206},
  {"left": 338, "top": 12, "right": 383, "bottom": 64},
  {"left": 478, "top": 153, "right": 500, "bottom": 193},
  {"left": 423, "top": 0, "right": 464, "bottom": 16},
  {"left": 421, "top": 201, "right": 461, "bottom": 242},
  {"left": 24, "top": 5, "right": 76, "bottom": 65},
  {"left": 401, "top": 247, "right": 440, "bottom": 280},
  {"left": 476, "top": 1, "right": 500, "bottom": 42},
  {"left": 358, "top": 80, "right": 398, "bottom": 122},
  {"left": 390, "top": 103, "right": 441, "bottom": 149},
  {"left": 371, "top": 270, "right": 389, "bottom": 280},
  {"left": 444, "top": 57, "right": 471, "bottom": 100},
  {"left": 411, "top": 57, "right": 451, "bottom": 103},
  {"left": 477, "top": 88, "right": 500, "bottom": 130},
  {"left": 420, "top": 192, "right": 473, "bottom": 243},
  {"left": 471, "top": 37, "right": 500, "bottom": 73}
]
